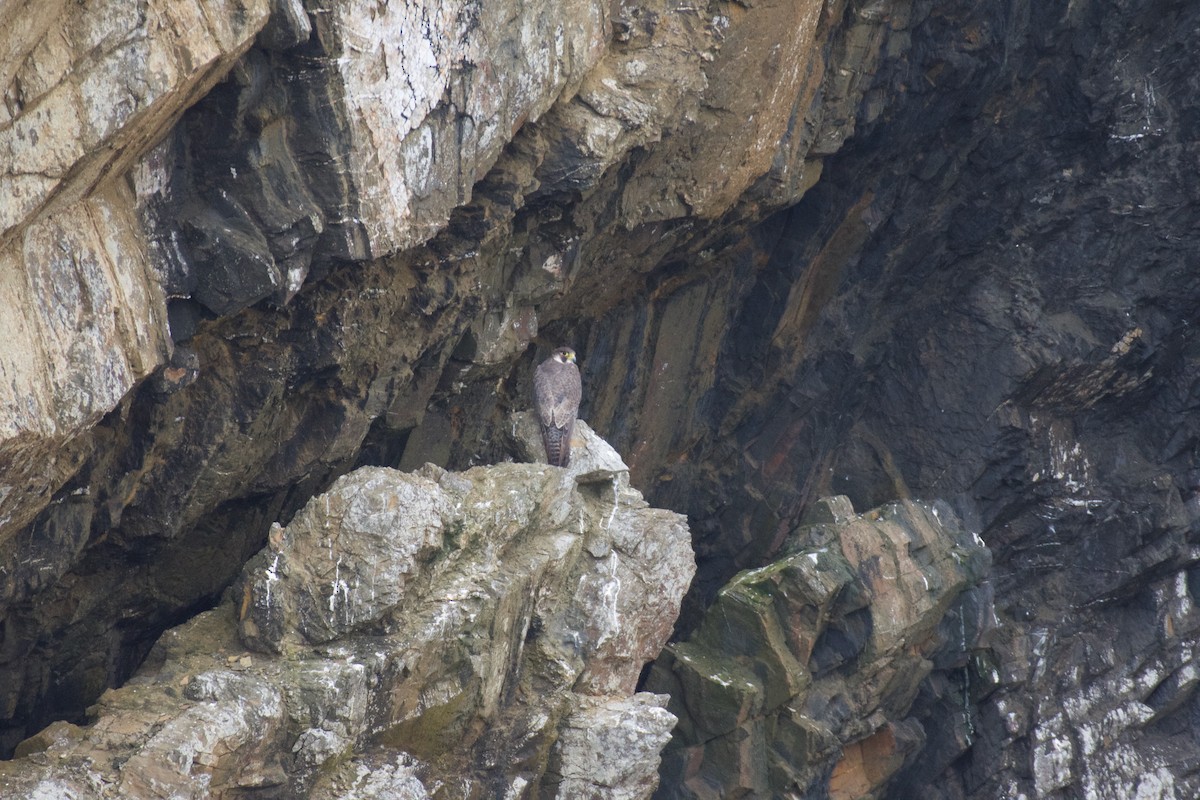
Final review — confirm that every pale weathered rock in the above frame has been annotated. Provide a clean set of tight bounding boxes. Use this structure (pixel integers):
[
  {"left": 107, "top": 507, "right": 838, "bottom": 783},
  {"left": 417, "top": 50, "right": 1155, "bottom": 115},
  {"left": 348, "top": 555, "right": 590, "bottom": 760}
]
[
  {"left": 975, "top": 566, "right": 1200, "bottom": 800},
  {"left": 549, "top": 693, "right": 678, "bottom": 800},
  {"left": 614, "top": 0, "right": 831, "bottom": 224},
  {"left": 525, "top": 0, "right": 717, "bottom": 211},
  {"left": 0, "top": 0, "right": 270, "bottom": 244},
  {"left": 283, "top": 0, "right": 610, "bottom": 260},
  {"left": 0, "top": 451, "right": 694, "bottom": 798},
  {"left": 310, "top": 751, "right": 433, "bottom": 800},
  {"left": 0, "top": 610, "right": 291, "bottom": 799},
  {"left": 512, "top": 406, "right": 688, "bottom": 693},
  {"left": 0, "top": 0, "right": 270, "bottom": 544},
  {"left": 117, "top": 670, "right": 287, "bottom": 798},
  {"left": 238, "top": 466, "right": 451, "bottom": 651},
  {"left": 647, "top": 496, "right": 992, "bottom": 799},
  {"left": 0, "top": 186, "right": 173, "bottom": 542},
  {"left": 512, "top": 411, "right": 630, "bottom": 487}
]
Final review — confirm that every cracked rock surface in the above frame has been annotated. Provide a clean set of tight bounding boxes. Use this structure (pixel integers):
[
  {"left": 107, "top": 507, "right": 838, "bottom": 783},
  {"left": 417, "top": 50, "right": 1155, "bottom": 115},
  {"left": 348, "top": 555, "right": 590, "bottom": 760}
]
[
  {"left": 648, "top": 496, "right": 992, "bottom": 798},
  {"left": 0, "top": 424, "right": 694, "bottom": 798},
  {"left": 4, "top": 0, "right": 1200, "bottom": 796}
]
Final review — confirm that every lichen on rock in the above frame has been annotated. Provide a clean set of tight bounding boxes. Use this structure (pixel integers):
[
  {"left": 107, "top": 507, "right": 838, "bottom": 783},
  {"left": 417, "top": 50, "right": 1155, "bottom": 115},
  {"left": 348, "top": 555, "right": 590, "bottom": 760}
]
[
  {"left": 647, "top": 495, "right": 993, "bottom": 799},
  {"left": 3, "top": 0, "right": 1200, "bottom": 795},
  {"left": 0, "top": 424, "right": 694, "bottom": 798},
  {"left": 237, "top": 466, "right": 451, "bottom": 652}
]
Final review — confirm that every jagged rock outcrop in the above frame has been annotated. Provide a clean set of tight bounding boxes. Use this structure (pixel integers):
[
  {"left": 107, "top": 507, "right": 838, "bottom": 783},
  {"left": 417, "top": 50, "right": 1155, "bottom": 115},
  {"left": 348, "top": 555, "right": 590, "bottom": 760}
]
[
  {"left": 647, "top": 496, "right": 992, "bottom": 798},
  {"left": 3, "top": 0, "right": 1200, "bottom": 797},
  {"left": 0, "top": 422, "right": 695, "bottom": 798},
  {"left": 0, "top": 0, "right": 891, "bottom": 758},
  {"left": 0, "top": 0, "right": 269, "bottom": 538},
  {"left": 582, "top": 2, "right": 1200, "bottom": 796}
]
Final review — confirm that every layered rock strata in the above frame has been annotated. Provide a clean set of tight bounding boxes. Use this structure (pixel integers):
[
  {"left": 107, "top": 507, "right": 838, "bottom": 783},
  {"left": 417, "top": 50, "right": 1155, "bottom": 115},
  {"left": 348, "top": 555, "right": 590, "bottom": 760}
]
[
  {"left": 0, "top": 0, "right": 894, "bottom": 755},
  {"left": 647, "top": 495, "right": 993, "bottom": 798},
  {"left": 2, "top": 0, "right": 1199, "bottom": 797},
  {"left": 0, "top": 0, "right": 270, "bottom": 538}
]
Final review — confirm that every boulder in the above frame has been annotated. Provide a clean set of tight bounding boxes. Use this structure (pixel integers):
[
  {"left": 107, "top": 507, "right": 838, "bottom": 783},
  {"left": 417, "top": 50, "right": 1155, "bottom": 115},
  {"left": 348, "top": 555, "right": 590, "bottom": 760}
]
[
  {"left": 0, "top": 441, "right": 694, "bottom": 798},
  {"left": 647, "top": 496, "right": 992, "bottom": 798}
]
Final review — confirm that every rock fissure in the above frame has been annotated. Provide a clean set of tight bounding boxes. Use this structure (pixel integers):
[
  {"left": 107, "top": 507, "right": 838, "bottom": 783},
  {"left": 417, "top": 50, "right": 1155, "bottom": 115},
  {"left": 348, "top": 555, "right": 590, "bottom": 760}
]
[{"left": 3, "top": 0, "right": 1200, "bottom": 797}]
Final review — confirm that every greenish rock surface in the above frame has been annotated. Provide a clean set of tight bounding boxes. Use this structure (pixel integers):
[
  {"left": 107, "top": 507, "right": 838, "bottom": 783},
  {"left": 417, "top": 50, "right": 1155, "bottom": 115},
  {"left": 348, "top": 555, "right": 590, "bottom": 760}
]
[{"left": 647, "top": 496, "right": 992, "bottom": 799}]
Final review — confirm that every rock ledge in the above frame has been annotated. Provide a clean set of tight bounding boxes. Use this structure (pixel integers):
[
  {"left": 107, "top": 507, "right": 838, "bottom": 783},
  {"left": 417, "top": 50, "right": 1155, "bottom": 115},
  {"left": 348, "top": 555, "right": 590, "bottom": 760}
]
[{"left": 0, "top": 426, "right": 695, "bottom": 799}]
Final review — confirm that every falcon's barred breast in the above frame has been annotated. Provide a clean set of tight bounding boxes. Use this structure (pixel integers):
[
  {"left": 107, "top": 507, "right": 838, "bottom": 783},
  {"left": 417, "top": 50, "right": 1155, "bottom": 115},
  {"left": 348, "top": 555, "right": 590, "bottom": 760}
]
[{"left": 533, "top": 346, "right": 582, "bottom": 467}]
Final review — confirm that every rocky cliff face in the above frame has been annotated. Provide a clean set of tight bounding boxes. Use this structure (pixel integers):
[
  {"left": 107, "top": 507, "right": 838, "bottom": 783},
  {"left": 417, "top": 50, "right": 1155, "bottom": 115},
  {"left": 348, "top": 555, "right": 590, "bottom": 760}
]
[
  {"left": 2, "top": 0, "right": 1200, "bottom": 797},
  {"left": 647, "top": 495, "right": 992, "bottom": 798},
  {"left": 0, "top": 422, "right": 695, "bottom": 797}
]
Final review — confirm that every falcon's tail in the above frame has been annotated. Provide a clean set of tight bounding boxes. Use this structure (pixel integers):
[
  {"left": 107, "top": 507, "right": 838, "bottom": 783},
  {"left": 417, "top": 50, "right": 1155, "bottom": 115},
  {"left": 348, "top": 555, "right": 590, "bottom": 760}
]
[{"left": 541, "top": 424, "right": 571, "bottom": 467}]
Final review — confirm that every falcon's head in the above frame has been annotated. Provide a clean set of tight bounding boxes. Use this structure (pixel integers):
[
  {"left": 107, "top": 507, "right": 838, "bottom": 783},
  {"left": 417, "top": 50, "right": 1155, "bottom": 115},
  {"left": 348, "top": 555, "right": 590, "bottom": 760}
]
[{"left": 552, "top": 347, "right": 577, "bottom": 364}]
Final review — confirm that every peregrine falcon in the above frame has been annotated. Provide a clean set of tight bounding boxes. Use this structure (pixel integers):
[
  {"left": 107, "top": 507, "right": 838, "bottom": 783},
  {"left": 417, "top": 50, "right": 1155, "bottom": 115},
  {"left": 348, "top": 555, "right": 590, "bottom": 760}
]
[{"left": 533, "top": 346, "right": 582, "bottom": 467}]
